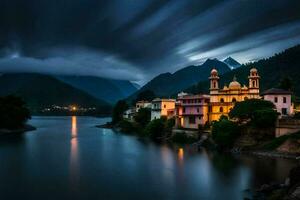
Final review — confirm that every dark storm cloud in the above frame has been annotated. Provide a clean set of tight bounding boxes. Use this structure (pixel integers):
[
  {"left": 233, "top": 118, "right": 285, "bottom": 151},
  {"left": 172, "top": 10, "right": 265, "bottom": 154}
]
[{"left": 0, "top": 0, "right": 300, "bottom": 84}]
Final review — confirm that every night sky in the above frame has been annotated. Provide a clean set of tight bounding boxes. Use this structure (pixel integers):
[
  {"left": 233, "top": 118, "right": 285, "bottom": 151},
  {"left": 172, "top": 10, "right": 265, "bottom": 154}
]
[{"left": 0, "top": 0, "right": 300, "bottom": 85}]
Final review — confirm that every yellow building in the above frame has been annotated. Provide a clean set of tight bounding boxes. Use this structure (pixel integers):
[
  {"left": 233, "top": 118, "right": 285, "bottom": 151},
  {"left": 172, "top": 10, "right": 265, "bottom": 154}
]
[{"left": 209, "top": 68, "right": 260, "bottom": 121}]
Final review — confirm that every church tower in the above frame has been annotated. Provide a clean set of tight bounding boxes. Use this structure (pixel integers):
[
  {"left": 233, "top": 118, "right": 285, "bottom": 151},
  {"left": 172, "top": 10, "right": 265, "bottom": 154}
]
[
  {"left": 248, "top": 68, "right": 260, "bottom": 98},
  {"left": 209, "top": 68, "right": 219, "bottom": 103}
]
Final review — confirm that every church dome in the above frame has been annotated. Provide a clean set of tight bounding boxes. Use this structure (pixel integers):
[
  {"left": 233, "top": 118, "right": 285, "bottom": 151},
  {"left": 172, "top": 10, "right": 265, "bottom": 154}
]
[
  {"left": 229, "top": 76, "right": 241, "bottom": 89},
  {"left": 229, "top": 81, "right": 241, "bottom": 89}
]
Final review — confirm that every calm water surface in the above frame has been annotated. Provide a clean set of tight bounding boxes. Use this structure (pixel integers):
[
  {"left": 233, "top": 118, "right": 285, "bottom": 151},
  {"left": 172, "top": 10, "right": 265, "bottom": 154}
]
[{"left": 0, "top": 116, "right": 298, "bottom": 200}]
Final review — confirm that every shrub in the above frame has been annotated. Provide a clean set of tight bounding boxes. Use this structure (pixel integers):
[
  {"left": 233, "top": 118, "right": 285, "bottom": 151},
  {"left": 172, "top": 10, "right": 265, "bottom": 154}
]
[
  {"left": 118, "top": 120, "right": 135, "bottom": 134},
  {"left": 212, "top": 118, "right": 240, "bottom": 149},
  {"left": 134, "top": 108, "right": 151, "bottom": 127},
  {"left": 144, "top": 118, "right": 166, "bottom": 139}
]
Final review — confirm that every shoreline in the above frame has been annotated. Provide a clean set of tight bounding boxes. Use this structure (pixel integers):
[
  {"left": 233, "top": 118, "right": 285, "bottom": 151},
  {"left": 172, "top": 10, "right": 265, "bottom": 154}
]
[
  {"left": 97, "top": 122, "right": 300, "bottom": 160},
  {"left": 0, "top": 124, "right": 36, "bottom": 135}
]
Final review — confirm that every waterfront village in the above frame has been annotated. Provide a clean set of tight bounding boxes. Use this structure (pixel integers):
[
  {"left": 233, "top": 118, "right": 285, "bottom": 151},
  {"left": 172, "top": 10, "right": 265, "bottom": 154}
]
[{"left": 122, "top": 68, "right": 300, "bottom": 139}]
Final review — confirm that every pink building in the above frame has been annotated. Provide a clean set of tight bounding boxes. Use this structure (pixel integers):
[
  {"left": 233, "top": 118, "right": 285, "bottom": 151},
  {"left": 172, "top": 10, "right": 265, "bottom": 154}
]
[
  {"left": 175, "top": 94, "right": 210, "bottom": 129},
  {"left": 262, "top": 88, "right": 293, "bottom": 117}
]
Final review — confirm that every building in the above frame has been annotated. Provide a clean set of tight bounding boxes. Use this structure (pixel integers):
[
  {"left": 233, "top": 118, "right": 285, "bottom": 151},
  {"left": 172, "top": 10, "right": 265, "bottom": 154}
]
[
  {"left": 151, "top": 98, "right": 175, "bottom": 120},
  {"left": 123, "top": 107, "right": 136, "bottom": 121},
  {"left": 209, "top": 68, "right": 260, "bottom": 121},
  {"left": 175, "top": 94, "right": 210, "bottom": 129},
  {"left": 262, "top": 88, "right": 293, "bottom": 117},
  {"left": 135, "top": 101, "right": 151, "bottom": 112}
]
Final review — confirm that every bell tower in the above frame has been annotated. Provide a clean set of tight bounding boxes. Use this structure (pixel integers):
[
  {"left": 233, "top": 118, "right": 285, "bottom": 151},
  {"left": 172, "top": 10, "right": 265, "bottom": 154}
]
[
  {"left": 248, "top": 68, "right": 260, "bottom": 98},
  {"left": 209, "top": 68, "right": 219, "bottom": 93}
]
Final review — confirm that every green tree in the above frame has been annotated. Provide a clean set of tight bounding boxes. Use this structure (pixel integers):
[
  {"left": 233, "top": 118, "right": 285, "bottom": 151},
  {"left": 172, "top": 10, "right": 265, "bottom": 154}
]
[
  {"left": 0, "top": 95, "right": 31, "bottom": 129},
  {"left": 252, "top": 109, "right": 278, "bottom": 128},
  {"left": 144, "top": 118, "right": 166, "bottom": 139},
  {"left": 112, "top": 100, "right": 128, "bottom": 124},
  {"left": 134, "top": 108, "right": 151, "bottom": 127},
  {"left": 229, "top": 99, "right": 276, "bottom": 122},
  {"left": 278, "top": 76, "right": 293, "bottom": 91},
  {"left": 212, "top": 117, "right": 240, "bottom": 149}
]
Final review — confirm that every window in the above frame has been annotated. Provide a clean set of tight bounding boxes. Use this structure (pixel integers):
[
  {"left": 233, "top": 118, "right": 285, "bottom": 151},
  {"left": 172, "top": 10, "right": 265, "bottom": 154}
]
[
  {"left": 213, "top": 82, "right": 216, "bottom": 88},
  {"left": 197, "top": 108, "right": 200, "bottom": 113},
  {"left": 232, "top": 98, "right": 236, "bottom": 103},
  {"left": 252, "top": 80, "right": 255, "bottom": 87},
  {"left": 282, "top": 108, "right": 287, "bottom": 115},
  {"left": 183, "top": 108, "right": 185, "bottom": 113},
  {"left": 220, "top": 98, "right": 224, "bottom": 103},
  {"left": 274, "top": 97, "right": 278, "bottom": 103},
  {"left": 189, "top": 116, "right": 196, "bottom": 124},
  {"left": 283, "top": 97, "right": 287, "bottom": 103},
  {"left": 198, "top": 116, "right": 203, "bottom": 120},
  {"left": 164, "top": 104, "right": 166, "bottom": 108},
  {"left": 220, "top": 107, "right": 223, "bottom": 113}
]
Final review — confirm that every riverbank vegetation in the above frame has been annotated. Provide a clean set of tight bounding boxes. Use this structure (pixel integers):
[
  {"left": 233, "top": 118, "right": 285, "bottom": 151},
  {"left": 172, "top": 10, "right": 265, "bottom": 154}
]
[
  {"left": 212, "top": 99, "right": 279, "bottom": 150},
  {"left": 0, "top": 95, "right": 33, "bottom": 133}
]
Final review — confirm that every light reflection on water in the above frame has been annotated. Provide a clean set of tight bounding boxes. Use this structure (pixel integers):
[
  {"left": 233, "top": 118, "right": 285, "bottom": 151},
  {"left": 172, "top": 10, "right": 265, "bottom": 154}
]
[
  {"left": 70, "top": 116, "right": 79, "bottom": 190},
  {"left": 0, "top": 116, "right": 297, "bottom": 200}
]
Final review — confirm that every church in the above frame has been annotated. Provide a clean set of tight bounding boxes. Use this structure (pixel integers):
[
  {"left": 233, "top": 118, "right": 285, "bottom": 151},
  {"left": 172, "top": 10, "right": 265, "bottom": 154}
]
[{"left": 209, "top": 68, "right": 260, "bottom": 121}]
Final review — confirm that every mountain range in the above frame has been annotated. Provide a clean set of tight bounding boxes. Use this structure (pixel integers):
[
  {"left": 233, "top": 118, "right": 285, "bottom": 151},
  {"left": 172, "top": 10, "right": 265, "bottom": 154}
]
[
  {"left": 130, "top": 44, "right": 300, "bottom": 100},
  {"left": 185, "top": 44, "right": 300, "bottom": 96},
  {"left": 56, "top": 76, "right": 138, "bottom": 103},
  {"left": 223, "top": 57, "right": 242, "bottom": 70},
  {"left": 0, "top": 73, "right": 139, "bottom": 114},
  {"left": 129, "top": 58, "right": 233, "bottom": 99}
]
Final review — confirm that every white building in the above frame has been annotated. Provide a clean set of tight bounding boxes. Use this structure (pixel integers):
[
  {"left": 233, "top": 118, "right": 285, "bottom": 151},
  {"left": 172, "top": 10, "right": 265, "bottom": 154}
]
[
  {"left": 151, "top": 98, "right": 176, "bottom": 120},
  {"left": 262, "top": 88, "right": 293, "bottom": 117},
  {"left": 135, "top": 101, "right": 151, "bottom": 112}
]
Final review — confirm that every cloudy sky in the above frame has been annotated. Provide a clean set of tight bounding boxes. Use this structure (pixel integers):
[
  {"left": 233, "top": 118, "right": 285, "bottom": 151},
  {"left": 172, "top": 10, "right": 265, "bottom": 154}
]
[{"left": 0, "top": 0, "right": 300, "bottom": 85}]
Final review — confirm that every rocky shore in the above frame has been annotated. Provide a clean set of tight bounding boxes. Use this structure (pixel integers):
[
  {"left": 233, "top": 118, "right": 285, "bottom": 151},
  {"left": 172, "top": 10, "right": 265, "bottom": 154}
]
[{"left": 253, "top": 164, "right": 300, "bottom": 200}]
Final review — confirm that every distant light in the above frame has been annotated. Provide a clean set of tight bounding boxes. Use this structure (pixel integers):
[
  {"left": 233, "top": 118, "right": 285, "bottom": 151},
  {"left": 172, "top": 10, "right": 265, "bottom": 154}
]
[{"left": 72, "top": 106, "right": 77, "bottom": 111}]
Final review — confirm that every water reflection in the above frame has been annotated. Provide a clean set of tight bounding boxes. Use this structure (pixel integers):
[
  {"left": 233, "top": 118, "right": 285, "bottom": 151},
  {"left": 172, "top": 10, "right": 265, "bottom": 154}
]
[
  {"left": 178, "top": 148, "right": 184, "bottom": 163},
  {"left": 70, "top": 116, "right": 79, "bottom": 190}
]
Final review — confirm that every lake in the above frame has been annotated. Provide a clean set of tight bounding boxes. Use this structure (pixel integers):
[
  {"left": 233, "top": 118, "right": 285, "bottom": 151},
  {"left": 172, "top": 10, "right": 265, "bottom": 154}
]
[{"left": 0, "top": 116, "right": 297, "bottom": 199}]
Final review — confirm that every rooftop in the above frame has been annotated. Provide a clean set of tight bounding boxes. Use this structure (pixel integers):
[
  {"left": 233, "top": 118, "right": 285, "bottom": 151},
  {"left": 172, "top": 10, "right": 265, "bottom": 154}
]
[{"left": 261, "top": 88, "right": 292, "bottom": 95}]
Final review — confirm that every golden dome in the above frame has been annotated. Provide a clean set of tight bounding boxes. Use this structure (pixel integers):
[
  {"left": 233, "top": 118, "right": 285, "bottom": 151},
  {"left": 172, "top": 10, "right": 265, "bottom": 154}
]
[
  {"left": 250, "top": 68, "right": 257, "bottom": 73},
  {"left": 229, "top": 76, "right": 241, "bottom": 89}
]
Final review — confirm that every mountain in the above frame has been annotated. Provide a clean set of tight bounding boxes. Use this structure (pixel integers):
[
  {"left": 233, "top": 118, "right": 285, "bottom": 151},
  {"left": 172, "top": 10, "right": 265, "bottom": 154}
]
[
  {"left": 223, "top": 57, "right": 242, "bottom": 70},
  {"left": 132, "top": 58, "right": 231, "bottom": 98},
  {"left": 56, "top": 76, "right": 138, "bottom": 103},
  {"left": 0, "top": 73, "right": 111, "bottom": 114},
  {"left": 185, "top": 44, "right": 300, "bottom": 96},
  {"left": 132, "top": 82, "right": 141, "bottom": 90}
]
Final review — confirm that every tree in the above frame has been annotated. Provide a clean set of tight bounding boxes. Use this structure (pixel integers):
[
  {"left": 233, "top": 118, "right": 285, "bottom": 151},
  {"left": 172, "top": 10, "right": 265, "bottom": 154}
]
[
  {"left": 144, "top": 118, "right": 166, "bottom": 139},
  {"left": 0, "top": 95, "right": 31, "bottom": 129},
  {"left": 229, "top": 99, "right": 276, "bottom": 123},
  {"left": 134, "top": 108, "right": 151, "bottom": 127},
  {"left": 112, "top": 100, "right": 128, "bottom": 124},
  {"left": 252, "top": 109, "right": 278, "bottom": 128},
  {"left": 278, "top": 76, "right": 294, "bottom": 91},
  {"left": 212, "top": 117, "right": 240, "bottom": 149},
  {"left": 136, "top": 90, "right": 156, "bottom": 102}
]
